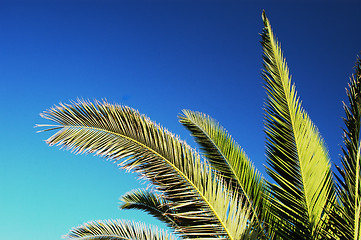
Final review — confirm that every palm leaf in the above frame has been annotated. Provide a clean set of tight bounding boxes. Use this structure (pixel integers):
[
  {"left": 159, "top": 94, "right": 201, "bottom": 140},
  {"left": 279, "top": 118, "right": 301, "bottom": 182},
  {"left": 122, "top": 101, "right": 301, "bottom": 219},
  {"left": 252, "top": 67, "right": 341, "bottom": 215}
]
[
  {"left": 334, "top": 56, "right": 361, "bottom": 239},
  {"left": 120, "top": 189, "right": 179, "bottom": 230},
  {"left": 64, "top": 219, "right": 176, "bottom": 240},
  {"left": 38, "top": 99, "right": 255, "bottom": 240},
  {"left": 179, "top": 110, "right": 267, "bottom": 237},
  {"left": 261, "top": 11, "right": 335, "bottom": 239}
]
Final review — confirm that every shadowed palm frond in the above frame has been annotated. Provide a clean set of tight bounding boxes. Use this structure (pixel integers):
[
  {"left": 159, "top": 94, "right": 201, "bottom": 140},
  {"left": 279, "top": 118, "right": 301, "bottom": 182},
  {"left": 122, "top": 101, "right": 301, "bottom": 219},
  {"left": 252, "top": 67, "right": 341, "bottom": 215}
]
[
  {"left": 120, "top": 189, "right": 179, "bottom": 230},
  {"left": 64, "top": 219, "right": 176, "bottom": 240},
  {"left": 334, "top": 56, "right": 361, "bottom": 240},
  {"left": 261, "top": 11, "right": 335, "bottom": 239},
  {"left": 38, "top": 99, "right": 255, "bottom": 240},
  {"left": 179, "top": 110, "right": 267, "bottom": 238}
]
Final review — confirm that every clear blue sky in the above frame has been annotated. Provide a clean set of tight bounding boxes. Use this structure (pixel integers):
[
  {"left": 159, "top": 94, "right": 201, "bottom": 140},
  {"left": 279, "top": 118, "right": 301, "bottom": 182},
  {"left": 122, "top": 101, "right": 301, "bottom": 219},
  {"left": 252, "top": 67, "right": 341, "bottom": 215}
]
[{"left": 1, "top": 1, "right": 360, "bottom": 239}]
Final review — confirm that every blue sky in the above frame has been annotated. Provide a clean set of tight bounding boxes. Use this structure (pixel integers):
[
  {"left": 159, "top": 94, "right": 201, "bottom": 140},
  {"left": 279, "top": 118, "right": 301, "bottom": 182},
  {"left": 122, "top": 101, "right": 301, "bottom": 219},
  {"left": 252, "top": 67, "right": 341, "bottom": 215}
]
[{"left": 1, "top": 1, "right": 360, "bottom": 239}]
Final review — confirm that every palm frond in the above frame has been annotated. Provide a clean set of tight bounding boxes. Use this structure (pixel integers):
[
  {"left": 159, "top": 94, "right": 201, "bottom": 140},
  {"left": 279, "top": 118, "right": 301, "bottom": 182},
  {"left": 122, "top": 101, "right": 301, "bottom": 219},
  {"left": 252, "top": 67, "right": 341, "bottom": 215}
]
[
  {"left": 261, "top": 11, "right": 335, "bottom": 239},
  {"left": 64, "top": 219, "right": 176, "bottom": 240},
  {"left": 38, "top": 99, "right": 255, "bottom": 240},
  {"left": 334, "top": 56, "right": 361, "bottom": 239},
  {"left": 179, "top": 110, "right": 267, "bottom": 237},
  {"left": 120, "top": 189, "right": 179, "bottom": 229}
]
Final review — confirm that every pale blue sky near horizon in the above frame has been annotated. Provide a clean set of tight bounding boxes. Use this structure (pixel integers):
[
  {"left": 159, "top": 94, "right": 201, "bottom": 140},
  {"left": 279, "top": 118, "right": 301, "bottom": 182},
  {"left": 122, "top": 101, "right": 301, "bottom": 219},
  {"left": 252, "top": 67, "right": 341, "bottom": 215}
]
[{"left": 1, "top": 1, "right": 361, "bottom": 239}]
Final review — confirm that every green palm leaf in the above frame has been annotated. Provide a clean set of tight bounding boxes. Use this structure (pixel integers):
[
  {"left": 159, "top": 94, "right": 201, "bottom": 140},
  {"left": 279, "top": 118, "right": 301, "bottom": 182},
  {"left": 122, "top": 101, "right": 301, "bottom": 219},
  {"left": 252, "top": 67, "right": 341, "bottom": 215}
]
[
  {"left": 38, "top": 99, "right": 255, "bottom": 240},
  {"left": 120, "top": 189, "right": 179, "bottom": 229},
  {"left": 64, "top": 219, "right": 176, "bottom": 240},
  {"left": 179, "top": 110, "right": 267, "bottom": 237},
  {"left": 261, "top": 11, "right": 335, "bottom": 239},
  {"left": 334, "top": 56, "right": 361, "bottom": 240}
]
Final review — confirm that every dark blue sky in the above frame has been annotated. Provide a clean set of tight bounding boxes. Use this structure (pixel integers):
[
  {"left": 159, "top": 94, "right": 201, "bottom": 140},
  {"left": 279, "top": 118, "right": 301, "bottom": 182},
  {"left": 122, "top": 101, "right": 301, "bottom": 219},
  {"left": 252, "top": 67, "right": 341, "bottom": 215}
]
[{"left": 1, "top": 1, "right": 360, "bottom": 239}]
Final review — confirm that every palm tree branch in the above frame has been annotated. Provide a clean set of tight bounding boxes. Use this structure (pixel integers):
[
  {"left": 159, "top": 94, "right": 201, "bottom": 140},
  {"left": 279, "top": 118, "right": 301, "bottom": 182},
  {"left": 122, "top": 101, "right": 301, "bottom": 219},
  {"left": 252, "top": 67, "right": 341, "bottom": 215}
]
[
  {"left": 335, "top": 55, "right": 361, "bottom": 239},
  {"left": 119, "top": 189, "right": 179, "bottom": 229},
  {"left": 64, "top": 219, "right": 177, "bottom": 240},
  {"left": 179, "top": 110, "right": 266, "bottom": 237},
  {"left": 262, "top": 11, "right": 335, "bottom": 238},
  {"left": 179, "top": 110, "right": 234, "bottom": 176},
  {"left": 38, "top": 100, "right": 253, "bottom": 239},
  {"left": 47, "top": 127, "right": 224, "bottom": 236}
]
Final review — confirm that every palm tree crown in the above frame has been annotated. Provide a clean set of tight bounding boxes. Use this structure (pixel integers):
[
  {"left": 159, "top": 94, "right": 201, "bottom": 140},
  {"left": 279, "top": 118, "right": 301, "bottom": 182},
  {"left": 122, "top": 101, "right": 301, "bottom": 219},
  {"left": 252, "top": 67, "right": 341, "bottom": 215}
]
[{"left": 38, "top": 11, "right": 361, "bottom": 240}]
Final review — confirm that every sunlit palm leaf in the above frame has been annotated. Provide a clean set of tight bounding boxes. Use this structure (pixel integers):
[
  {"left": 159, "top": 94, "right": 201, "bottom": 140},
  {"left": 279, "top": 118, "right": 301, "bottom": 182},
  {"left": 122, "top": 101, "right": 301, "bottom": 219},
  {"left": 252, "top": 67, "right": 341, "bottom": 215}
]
[
  {"left": 261, "top": 11, "right": 335, "bottom": 239},
  {"left": 38, "top": 99, "right": 255, "bottom": 240},
  {"left": 64, "top": 219, "right": 176, "bottom": 240},
  {"left": 334, "top": 56, "right": 361, "bottom": 240},
  {"left": 120, "top": 189, "right": 179, "bottom": 229},
  {"left": 179, "top": 110, "right": 267, "bottom": 237}
]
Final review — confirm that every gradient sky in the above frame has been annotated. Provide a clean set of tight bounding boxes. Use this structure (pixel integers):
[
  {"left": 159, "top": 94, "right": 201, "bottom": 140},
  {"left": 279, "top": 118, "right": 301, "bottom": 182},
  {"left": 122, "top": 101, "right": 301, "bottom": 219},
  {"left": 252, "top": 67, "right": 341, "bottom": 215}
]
[{"left": 1, "top": 1, "right": 361, "bottom": 239}]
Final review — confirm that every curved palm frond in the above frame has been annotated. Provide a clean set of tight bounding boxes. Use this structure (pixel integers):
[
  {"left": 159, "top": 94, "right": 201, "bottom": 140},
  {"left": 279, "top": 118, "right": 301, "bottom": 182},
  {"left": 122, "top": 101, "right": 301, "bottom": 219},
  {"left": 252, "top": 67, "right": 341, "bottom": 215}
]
[
  {"left": 120, "top": 189, "right": 179, "bottom": 229},
  {"left": 334, "top": 56, "right": 361, "bottom": 239},
  {"left": 38, "top": 99, "right": 255, "bottom": 240},
  {"left": 64, "top": 219, "right": 176, "bottom": 240},
  {"left": 261, "top": 11, "right": 335, "bottom": 239},
  {"left": 179, "top": 110, "right": 267, "bottom": 237}
]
